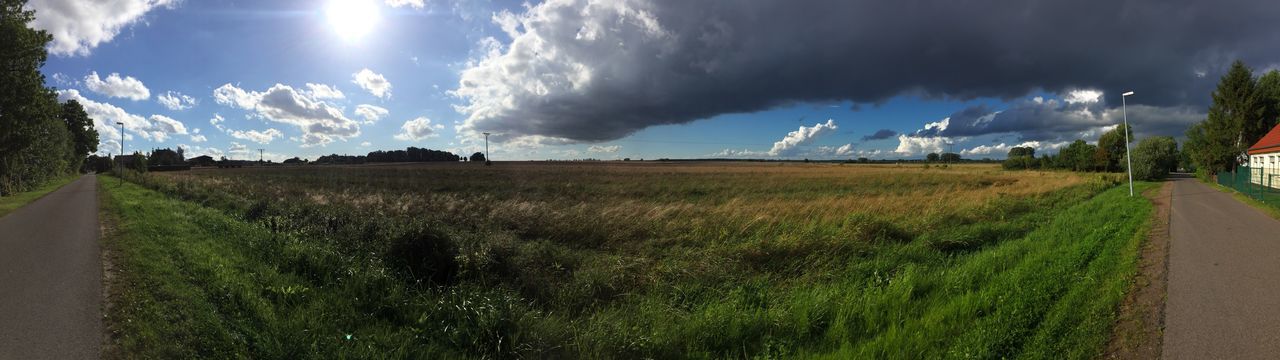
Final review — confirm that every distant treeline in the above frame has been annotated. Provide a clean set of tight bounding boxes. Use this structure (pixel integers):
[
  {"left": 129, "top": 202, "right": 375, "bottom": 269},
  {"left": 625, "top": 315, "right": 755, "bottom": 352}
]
[
  {"left": 998, "top": 123, "right": 1180, "bottom": 181},
  {"left": 0, "top": 3, "right": 99, "bottom": 195},
  {"left": 314, "top": 147, "right": 468, "bottom": 164}
]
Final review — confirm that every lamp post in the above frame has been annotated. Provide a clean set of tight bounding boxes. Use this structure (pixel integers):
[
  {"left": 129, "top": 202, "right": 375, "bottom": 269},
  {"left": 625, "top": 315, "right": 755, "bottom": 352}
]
[
  {"left": 482, "top": 132, "right": 491, "bottom": 165},
  {"left": 1122, "top": 91, "right": 1135, "bottom": 197},
  {"left": 117, "top": 121, "right": 124, "bottom": 185}
]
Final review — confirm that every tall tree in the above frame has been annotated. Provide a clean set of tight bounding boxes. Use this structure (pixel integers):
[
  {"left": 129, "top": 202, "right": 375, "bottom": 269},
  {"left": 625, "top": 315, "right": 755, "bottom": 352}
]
[
  {"left": 62, "top": 100, "right": 98, "bottom": 165},
  {"left": 0, "top": 0, "right": 75, "bottom": 195},
  {"left": 1094, "top": 124, "right": 1131, "bottom": 172},
  {"left": 1210, "top": 61, "right": 1264, "bottom": 172},
  {"left": 1258, "top": 69, "right": 1280, "bottom": 128}
]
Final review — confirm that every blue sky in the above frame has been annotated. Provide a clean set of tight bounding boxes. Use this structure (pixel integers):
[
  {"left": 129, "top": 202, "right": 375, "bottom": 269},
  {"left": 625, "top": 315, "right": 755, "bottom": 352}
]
[{"left": 31, "top": 0, "right": 1269, "bottom": 161}]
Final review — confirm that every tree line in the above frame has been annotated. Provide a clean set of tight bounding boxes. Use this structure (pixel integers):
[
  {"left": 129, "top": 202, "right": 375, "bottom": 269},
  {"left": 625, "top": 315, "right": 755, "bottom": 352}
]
[
  {"left": 314, "top": 148, "right": 483, "bottom": 165},
  {"left": 1001, "top": 123, "right": 1178, "bottom": 180},
  {"left": 1184, "top": 60, "right": 1280, "bottom": 176},
  {"left": 0, "top": 1, "right": 99, "bottom": 196}
]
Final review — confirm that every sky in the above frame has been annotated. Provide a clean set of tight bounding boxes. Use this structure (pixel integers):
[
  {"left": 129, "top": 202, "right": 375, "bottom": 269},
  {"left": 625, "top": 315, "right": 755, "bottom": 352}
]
[{"left": 26, "top": 0, "right": 1280, "bottom": 161}]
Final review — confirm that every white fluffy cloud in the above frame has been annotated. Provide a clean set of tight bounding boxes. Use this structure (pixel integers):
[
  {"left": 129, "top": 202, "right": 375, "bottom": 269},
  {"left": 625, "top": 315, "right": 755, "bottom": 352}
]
[
  {"left": 385, "top": 0, "right": 424, "bottom": 9},
  {"left": 960, "top": 141, "right": 1070, "bottom": 157},
  {"left": 395, "top": 117, "right": 443, "bottom": 141},
  {"left": 352, "top": 68, "right": 392, "bottom": 99},
  {"left": 894, "top": 135, "right": 950, "bottom": 156},
  {"left": 157, "top": 91, "right": 197, "bottom": 110},
  {"left": 25, "top": 0, "right": 177, "bottom": 56},
  {"left": 304, "top": 83, "right": 345, "bottom": 100},
  {"left": 189, "top": 134, "right": 207, "bottom": 143},
  {"left": 84, "top": 71, "right": 150, "bottom": 100},
  {"left": 709, "top": 148, "right": 767, "bottom": 158},
  {"left": 588, "top": 145, "right": 620, "bottom": 153},
  {"left": 147, "top": 114, "right": 189, "bottom": 141},
  {"left": 354, "top": 104, "right": 389, "bottom": 124},
  {"left": 56, "top": 89, "right": 188, "bottom": 147},
  {"left": 228, "top": 128, "right": 284, "bottom": 145},
  {"left": 214, "top": 83, "right": 361, "bottom": 147},
  {"left": 769, "top": 119, "right": 838, "bottom": 156}
]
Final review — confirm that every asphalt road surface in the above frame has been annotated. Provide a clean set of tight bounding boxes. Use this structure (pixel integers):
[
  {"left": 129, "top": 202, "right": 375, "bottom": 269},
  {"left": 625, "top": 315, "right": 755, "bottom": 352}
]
[
  {"left": 1164, "top": 176, "right": 1280, "bottom": 359},
  {"left": 0, "top": 175, "right": 101, "bottom": 359}
]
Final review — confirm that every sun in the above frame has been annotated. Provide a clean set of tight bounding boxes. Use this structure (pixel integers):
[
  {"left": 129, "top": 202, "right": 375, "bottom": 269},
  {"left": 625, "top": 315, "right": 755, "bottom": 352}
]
[{"left": 325, "top": 0, "right": 380, "bottom": 41}]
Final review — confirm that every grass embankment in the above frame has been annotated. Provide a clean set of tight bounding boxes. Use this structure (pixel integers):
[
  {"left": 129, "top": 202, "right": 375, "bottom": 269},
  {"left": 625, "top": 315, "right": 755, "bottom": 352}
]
[
  {"left": 0, "top": 174, "right": 78, "bottom": 218},
  {"left": 101, "top": 165, "right": 1153, "bottom": 358}
]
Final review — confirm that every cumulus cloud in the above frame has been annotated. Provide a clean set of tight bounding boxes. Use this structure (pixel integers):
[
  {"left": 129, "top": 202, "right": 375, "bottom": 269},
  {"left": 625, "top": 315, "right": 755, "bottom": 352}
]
[
  {"left": 189, "top": 134, "right": 207, "bottom": 143},
  {"left": 894, "top": 135, "right": 951, "bottom": 156},
  {"left": 213, "top": 83, "right": 361, "bottom": 147},
  {"left": 354, "top": 104, "right": 389, "bottom": 124},
  {"left": 588, "top": 145, "right": 620, "bottom": 153},
  {"left": 395, "top": 117, "right": 443, "bottom": 141},
  {"left": 227, "top": 128, "right": 284, "bottom": 145},
  {"left": 385, "top": 0, "right": 424, "bottom": 9},
  {"left": 25, "top": 0, "right": 177, "bottom": 56},
  {"left": 157, "top": 91, "right": 197, "bottom": 110},
  {"left": 451, "top": 0, "right": 1280, "bottom": 144},
  {"left": 961, "top": 141, "right": 1069, "bottom": 157},
  {"left": 769, "top": 119, "right": 838, "bottom": 156},
  {"left": 352, "top": 68, "right": 392, "bottom": 99},
  {"left": 56, "top": 89, "right": 188, "bottom": 146},
  {"left": 147, "top": 114, "right": 189, "bottom": 141},
  {"left": 861, "top": 129, "right": 898, "bottom": 141},
  {"left": 304, "top": 83, "right": 345, "bottom": 100},
  {"left": 84, "top": 71, "right": 150, "bottom": 100}
]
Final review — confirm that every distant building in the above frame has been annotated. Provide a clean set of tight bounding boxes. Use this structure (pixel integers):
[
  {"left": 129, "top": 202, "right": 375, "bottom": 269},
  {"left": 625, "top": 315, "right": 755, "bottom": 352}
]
[
  {"left": 188, "top": 155, "right": 216, "bottom": 167},
  {"left": 1247, "top": 125, "right": 1280, "bottom": 187}
]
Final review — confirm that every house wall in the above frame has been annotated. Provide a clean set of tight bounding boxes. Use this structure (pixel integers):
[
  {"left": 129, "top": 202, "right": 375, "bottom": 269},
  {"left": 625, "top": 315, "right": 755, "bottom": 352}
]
[{"left": 1249, "top": 153, "right": 1280, "bottom": 188}]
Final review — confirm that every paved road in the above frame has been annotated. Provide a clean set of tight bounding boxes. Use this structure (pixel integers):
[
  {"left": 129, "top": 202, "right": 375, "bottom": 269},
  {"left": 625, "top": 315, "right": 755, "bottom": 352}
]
[
  {"left": 0, "top": 175, "right": 101, "bottom": 359},
  {"left": 1164, "top": 176, "right": 1280, "bottom": 359}
]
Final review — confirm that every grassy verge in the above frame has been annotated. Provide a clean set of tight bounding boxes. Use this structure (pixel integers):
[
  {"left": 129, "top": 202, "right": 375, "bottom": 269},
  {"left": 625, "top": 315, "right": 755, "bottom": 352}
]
[
  {"left": 101, "top": 172, "right": 1153, "bottom": 358},
  {"left": 0, "top": 174, "right": 79, "bottom": 218},
  {"left": 1201, "top": 179, "right": 1280, "bottom": 220},
  {"left": 99, "top": 176, "right": 441, "bottom": 358}
]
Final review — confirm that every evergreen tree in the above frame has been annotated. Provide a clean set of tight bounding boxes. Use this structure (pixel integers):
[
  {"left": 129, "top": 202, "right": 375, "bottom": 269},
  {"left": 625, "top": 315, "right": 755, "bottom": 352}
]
[{"left": 1191, "top": 60, "right": 1267, "bottom": 174}]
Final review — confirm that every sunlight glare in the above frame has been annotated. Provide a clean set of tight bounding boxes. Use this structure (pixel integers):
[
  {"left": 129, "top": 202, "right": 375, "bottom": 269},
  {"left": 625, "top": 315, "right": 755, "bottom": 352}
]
[{"left": 325, "top": 0, "right": 379, "bottom": 41}]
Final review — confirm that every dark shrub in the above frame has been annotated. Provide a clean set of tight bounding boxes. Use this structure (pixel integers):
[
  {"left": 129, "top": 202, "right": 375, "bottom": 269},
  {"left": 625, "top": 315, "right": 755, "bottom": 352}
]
[{"left": 387, "top": 226, "right": 459, "bottom": 285}]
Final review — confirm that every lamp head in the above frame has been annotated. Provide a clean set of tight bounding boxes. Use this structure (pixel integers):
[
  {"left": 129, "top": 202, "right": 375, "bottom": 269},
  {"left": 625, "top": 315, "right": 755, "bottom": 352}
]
[
  {"left": 116, "top": 122, "right": 124, "bottom": 125},
  {"left": 1122, "top": 91, "right": 1135, "bottom": 97}
]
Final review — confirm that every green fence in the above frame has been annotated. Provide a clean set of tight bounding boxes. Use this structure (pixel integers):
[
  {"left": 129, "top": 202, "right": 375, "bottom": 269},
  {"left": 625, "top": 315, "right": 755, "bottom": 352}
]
[{"left": 1218, "top": 165, "right": 1280, "bottom": 208}]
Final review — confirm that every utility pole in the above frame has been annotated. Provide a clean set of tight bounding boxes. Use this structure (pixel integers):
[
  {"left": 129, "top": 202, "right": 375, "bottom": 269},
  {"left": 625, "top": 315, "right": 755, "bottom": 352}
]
[{"left": 482, "top": 132, "right": 491, "bottom": 165}]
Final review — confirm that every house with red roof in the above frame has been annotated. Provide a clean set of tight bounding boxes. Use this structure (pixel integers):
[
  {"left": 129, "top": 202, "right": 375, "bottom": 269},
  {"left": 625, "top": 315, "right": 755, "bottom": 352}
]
[{"left": 1247, "top": 124, "right": 1280, "bottom": 186}]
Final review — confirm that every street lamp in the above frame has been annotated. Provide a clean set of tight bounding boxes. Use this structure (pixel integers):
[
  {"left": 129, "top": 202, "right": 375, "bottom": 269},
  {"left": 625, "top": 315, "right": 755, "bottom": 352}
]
[
  {"left": 482, "top": 132, "right": 491, "bottom": 165},
  {"left": 1122, "top": 91, "right": 1135, "bottom": 197},
  {"left": 116, "top": 121, "right": 124, "bottom": 185}
]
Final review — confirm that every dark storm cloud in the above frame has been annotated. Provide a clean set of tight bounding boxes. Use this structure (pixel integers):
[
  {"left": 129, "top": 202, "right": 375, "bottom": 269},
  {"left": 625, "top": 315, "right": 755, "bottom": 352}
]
[
  {"left": 913, "top": 96, "right": 1202, "bottom": 143},
  {"left": 454, "top": 0, "right": 1280, "bottom": 143},
  {"left": 861, "top": 129, "right": 898, "bottom": 141}
]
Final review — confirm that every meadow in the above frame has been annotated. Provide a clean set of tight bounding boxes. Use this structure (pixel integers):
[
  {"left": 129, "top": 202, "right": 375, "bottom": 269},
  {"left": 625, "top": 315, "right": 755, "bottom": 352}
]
[{"left": 100, "top": 162, "right": 1151, "bottom": 358}]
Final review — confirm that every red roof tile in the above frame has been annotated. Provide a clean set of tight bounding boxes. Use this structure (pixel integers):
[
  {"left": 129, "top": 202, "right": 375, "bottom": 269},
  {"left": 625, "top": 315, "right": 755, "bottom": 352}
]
[{"left": 1249, "top": 124, "right": 1280, "bottom": 155}]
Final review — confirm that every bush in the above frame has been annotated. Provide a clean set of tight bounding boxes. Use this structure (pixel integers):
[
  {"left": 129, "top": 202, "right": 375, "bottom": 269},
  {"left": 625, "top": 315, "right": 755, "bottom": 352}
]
[
  {"left": 1126, "top": 136, "right": 1179, "bottom": 180},
  {"left": 387, "top": 225, "right": 459, "bottom": 285}
]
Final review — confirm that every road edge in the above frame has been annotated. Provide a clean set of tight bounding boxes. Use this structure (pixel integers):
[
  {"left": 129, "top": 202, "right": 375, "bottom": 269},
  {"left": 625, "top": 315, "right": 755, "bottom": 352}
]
[
  {"left": 1101, "top": 180, "right": 1172, "bottom": 359},
  {"left": 96, "top": 176, "right": 123, "bottom": 359}
]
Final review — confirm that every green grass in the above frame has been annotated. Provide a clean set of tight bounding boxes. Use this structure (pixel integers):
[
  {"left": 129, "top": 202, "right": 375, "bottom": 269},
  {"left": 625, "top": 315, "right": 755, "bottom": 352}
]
[
  {"left": 100, "top": 165, "right": 1154, "bottom": 358},
  {"left": 0, "top": 174, "right": 78, "bottom": 218}
]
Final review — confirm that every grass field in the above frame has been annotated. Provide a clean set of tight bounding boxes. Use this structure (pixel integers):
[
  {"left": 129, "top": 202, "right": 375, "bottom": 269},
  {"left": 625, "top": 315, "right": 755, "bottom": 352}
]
[{"left": 100, "top": 162, "right": 1152, "bottom": 358}]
